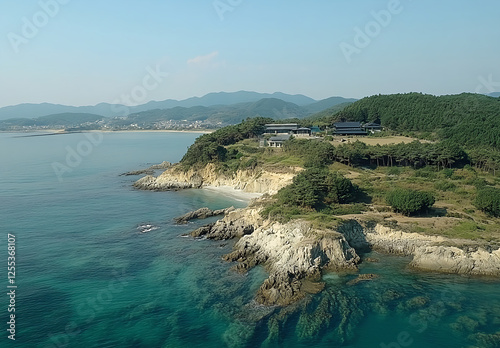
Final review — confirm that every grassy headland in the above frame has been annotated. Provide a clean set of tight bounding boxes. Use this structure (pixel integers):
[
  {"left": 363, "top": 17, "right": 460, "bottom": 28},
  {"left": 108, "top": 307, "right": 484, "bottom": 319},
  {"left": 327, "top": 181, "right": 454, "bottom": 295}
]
[{"left": 177, "top": 93, "right": 500, "bottom": 242}]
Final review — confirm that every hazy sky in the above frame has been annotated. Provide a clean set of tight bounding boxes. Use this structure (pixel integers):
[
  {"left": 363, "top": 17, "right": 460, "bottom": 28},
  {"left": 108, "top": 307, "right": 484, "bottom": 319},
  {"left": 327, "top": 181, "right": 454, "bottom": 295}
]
[{"left": 1, "top": 0, "right": 499, "bottom": 107}]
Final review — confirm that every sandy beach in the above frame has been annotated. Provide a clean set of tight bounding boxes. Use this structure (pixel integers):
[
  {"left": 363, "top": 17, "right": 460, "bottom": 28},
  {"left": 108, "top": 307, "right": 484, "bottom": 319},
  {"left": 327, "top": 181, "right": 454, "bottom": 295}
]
[{"left": 202, "top": 185, "right": 263, "bottom": 202}]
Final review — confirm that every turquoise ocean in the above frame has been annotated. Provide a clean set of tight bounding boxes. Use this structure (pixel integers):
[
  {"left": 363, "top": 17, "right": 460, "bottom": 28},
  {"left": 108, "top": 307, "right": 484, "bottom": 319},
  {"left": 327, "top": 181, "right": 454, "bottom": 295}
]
[{"left": 0, "top": 131, "right": 499, "bottom": 348}]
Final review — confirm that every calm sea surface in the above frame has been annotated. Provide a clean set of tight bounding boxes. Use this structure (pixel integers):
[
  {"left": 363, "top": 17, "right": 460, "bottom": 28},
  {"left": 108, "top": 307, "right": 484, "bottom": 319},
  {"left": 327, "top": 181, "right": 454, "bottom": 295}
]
[{"left": 0, "top": 132, "right": 498, "bottom": 348}]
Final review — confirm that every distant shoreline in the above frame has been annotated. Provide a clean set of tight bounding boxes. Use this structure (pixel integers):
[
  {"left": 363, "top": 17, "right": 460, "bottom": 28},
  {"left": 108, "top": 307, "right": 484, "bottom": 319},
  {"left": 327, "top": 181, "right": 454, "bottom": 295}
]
[
  {"left": 2, "top": 129, "right": 214, "bottom": 135},
  {"left": 94, "top": 129, "right": 214, "bottom": 134}
]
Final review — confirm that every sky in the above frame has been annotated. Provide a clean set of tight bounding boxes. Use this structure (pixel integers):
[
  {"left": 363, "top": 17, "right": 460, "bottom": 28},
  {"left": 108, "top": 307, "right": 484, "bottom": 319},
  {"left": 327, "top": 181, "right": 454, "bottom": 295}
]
[{"left": 0, "top": 0, "right": 499, "bottom": 107}]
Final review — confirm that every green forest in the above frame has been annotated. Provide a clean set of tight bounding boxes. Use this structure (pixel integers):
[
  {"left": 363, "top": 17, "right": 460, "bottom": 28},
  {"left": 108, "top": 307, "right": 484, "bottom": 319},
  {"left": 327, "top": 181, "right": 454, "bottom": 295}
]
[{"left": 317, "top": 92, "right": 500, "bottom": 149}]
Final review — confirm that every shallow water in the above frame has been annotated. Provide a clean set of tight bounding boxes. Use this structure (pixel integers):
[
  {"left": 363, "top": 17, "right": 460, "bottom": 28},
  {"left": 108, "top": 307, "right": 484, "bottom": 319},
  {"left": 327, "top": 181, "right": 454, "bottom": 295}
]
[{"left": 0, "top": 132, "right": 498, "bottom": 348}]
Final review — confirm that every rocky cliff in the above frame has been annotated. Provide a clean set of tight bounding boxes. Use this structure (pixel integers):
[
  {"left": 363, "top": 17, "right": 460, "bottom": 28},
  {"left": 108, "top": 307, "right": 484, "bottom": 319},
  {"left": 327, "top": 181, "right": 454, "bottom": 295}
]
[
  {"left": 192, "top": 209, "right": 359, "bottom": 306},
  {"left": 338, "top": 219, "right": 500, "bottom": 277},
  {"left": 134, "top": 163, "right": 298, "bottom": 194},
  {"left": 188, "top": 207, "right": 500, "bottom": 306}
]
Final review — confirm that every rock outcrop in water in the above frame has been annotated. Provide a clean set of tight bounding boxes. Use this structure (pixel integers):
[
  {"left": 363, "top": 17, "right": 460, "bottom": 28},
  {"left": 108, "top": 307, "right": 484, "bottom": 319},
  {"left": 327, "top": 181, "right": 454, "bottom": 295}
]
[
  {"left": 224, "top": 220, "right": 359, "bottom": 306},
  {"left": 187, "top": 206, "right": 500, "bottom": 306},
  {"left": 121, "top": 161, "right": 172, "bottom": 176},
  {"left": 134, "top": 163, "right": 298, "bottom": 194},
  {"left": 174, "top": 206, "right": 235, "bottom": 224},
  {"left": 190, "top": 207, "right": 360, "bottom": 306}
]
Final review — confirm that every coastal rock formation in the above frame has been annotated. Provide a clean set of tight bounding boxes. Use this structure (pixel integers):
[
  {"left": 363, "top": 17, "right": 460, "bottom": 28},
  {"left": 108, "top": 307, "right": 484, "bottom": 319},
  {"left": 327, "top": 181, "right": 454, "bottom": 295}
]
[
  {"left": 121, "top": 161, "right": 172, "bottom": 176},
  {"left": 186, "top": 206, "right": 500, "bottom": 306},
  {"left": 338, "top": 219, "right": 500, "bottom": 277},
  {"left": 410, "top": 245, "right": 500, "bottom": 276},
  {"left": 134, "top": 163, "right": 298, "bottom": 194},
  {"left": 190, "top": 208, "right": 263, "bottom": 240},
  {"left": 174, "top": 206, "right": 235, "bottom": 224},
  {"left": 193, "top": 210, "right": 360, "bottom": 306},
  {"left": 120, "top": 169, "right": 155, "bottom": 176},
  {"left": 134, "top": 171, "right": 203, "bottom": 190},
  {"left": 227, "top": 220, "right": 359, "bottom": 306},
  {"left": 338, "top": 220, "right": 447, "bottom": 255},
  {"left": 148, "top": 161, "right": 172, "bottom": 169}
]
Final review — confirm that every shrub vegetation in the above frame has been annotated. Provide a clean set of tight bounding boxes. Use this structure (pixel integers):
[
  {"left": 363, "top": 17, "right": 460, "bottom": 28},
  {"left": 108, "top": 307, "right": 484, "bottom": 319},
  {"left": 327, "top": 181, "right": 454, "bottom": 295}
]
[
  {"left": 475, "top": 187, "right": 500, "bottom": 217},
  {"left": 386, "top": 188, "right": 435, "bottom": 216}
]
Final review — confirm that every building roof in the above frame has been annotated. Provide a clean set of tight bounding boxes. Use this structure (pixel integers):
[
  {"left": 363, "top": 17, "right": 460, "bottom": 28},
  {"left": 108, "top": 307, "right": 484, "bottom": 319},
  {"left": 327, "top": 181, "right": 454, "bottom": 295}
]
[
  {"left": 297, "top": 127, "right": 311, "bottom": 131},
  {"left": 335, "top": 127, "right": 364, "bottom": 131},
  {"left": 334, "top": 129, "right": 367, "bottom": 135},
  {"left": 334, "top": 122, "right": 362, "bottom": 128},
  {"left": 265, "top": 127, "right": 298, "bottom": 131},
  {"left": 363, "top": 122, "right": 381, "bottom": 128},
  {"left": 265, "top": 123, "right": 298, "bottom": 127}
]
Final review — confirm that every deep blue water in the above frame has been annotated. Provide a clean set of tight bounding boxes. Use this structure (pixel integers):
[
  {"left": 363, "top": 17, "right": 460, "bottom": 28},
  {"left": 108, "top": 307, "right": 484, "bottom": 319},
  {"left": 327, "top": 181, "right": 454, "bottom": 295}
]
[{"left": 0, "top": 132, "right": 499, "bottom": 348}]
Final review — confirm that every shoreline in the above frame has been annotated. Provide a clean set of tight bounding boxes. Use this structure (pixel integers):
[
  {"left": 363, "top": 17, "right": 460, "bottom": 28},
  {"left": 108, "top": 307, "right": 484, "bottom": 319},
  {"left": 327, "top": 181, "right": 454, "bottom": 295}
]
[
  {"left": 94, "top": 129, "right": 214, "bottom": 134},
  {"left": 1, "top": 129, "right": 214, "bottom": 134}
]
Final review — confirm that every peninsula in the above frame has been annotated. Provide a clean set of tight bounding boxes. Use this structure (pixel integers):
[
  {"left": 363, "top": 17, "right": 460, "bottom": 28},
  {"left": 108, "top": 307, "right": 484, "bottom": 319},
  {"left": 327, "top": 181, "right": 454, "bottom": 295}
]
[{"left": 134, "top": 93, "right": 500, "bottom": 307}]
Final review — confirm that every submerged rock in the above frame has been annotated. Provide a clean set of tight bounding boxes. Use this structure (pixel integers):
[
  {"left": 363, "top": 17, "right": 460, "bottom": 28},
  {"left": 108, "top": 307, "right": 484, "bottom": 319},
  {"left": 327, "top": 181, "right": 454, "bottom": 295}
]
[
  {"left": 469, "top": 331, "right": 500, "bottom": 348},
  {"left": 346, "top": 273, "right": 379, "bottom": 286},
  {"left": 120, "top": 169, "right": 155, "bottom": 176}
]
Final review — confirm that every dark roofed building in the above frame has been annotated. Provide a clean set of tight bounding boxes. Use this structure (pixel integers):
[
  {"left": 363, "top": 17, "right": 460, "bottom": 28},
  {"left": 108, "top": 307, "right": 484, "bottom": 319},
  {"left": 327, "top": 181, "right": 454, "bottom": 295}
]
[
  {"left": 264, "top": 123, "right": 299, "bottom": 134},
  {"left": 334, "top": 122, "right": 362, "bottom": 129},
  {"left": 333, "top": 122, "right": 367, "bottom": 136},
  {"left": 268, "top": 134, "right": 291, "bottom": 147}
]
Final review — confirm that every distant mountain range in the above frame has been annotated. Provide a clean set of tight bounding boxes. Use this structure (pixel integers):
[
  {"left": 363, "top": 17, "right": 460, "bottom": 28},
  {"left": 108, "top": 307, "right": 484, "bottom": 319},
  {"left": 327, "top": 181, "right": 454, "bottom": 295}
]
[
  {"left": 0, "top": 91, "right": 356, "bottom": 121},
  {"left": 0, "top": 92, "right": 357, "bottom": 129}
]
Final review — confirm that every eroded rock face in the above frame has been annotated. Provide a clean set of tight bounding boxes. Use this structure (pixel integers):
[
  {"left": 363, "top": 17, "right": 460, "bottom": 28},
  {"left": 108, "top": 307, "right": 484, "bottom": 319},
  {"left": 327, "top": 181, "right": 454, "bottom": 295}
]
[
  {"left": 133, "top": 172, "right": 203, "bottom": 191},
  {"left": 338, "top": 219, "right": 500, "bottom": 277},
  {"left": 189, "top": 208, "right": 263, "bottom": 240},
  {"left": 134, "top": 163, "right": 298, "bottom": 194},
  {"left": 410, "top": 246, "right": 500, "bottom": 276},
  {"left": 222, "top": 218, "right": 360, "bottom": 306},
  {"left": 338, "top": 220, "right": 447, "bottom": 255}
]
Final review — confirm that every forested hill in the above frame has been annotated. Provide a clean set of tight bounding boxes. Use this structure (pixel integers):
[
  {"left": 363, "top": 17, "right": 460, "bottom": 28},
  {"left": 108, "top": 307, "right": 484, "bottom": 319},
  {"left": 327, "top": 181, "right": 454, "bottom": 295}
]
[{"left": 327, "top": 93, "right": 500, "bottom": 148}]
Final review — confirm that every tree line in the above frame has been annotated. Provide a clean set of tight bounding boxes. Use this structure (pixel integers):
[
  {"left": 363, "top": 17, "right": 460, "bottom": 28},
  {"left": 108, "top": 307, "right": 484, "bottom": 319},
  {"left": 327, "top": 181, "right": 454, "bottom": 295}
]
[
  {"left": 316, "top": 92, "right": 500, "bottom": 149},
  {"left": 282, "top": 138, "right": 478, "bottom": 171},
  {"left": 180, "top": 117, "right": 272, "bottom": 166}
]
